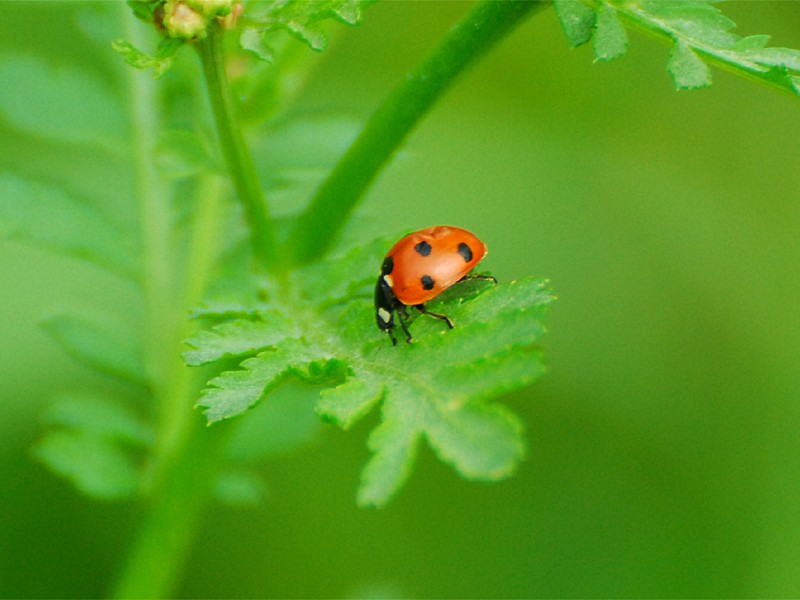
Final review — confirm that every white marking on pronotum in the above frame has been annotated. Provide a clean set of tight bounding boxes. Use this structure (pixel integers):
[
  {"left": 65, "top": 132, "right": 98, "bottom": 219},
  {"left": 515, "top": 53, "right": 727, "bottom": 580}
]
[
  {"left": 378, "top": 307, "right": 392, "bottom": 323},
  {"left": 382, "top": 274, "right": 394, "bottom": 287}
]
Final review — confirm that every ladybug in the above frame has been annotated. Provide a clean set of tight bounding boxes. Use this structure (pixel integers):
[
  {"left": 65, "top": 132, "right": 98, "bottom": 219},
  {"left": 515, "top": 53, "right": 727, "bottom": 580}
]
[{"left": 375, "top": 225, "right": 496, "bottom": 345}]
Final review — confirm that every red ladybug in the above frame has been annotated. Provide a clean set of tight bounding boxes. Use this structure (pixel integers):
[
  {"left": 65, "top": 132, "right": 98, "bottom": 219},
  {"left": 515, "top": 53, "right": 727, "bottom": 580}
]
[{"left": 375, "top": 225, "right": 495, "bottom": 345}]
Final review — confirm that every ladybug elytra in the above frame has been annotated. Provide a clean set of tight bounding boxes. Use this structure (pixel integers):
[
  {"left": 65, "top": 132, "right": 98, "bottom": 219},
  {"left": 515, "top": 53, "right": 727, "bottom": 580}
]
[{"left": 374, "top": 225, "right": 495, "bottom": 345}]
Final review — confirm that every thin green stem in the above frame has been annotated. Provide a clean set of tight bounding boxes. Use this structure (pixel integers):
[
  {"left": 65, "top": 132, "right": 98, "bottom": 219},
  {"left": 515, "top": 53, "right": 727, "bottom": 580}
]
[
  {"left": 198, "top": 24, "right": 280, "bottom": 270},
  {"left": 286, "top": 0, "right": 547, "bottom": 265}
]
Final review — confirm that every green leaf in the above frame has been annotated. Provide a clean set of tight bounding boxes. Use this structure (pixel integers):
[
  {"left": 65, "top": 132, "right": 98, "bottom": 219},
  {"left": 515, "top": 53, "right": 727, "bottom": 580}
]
[
  {"left": 112, "top": 37, "right": 183, "bottom": 78},
  {"left": 41, "top": 311, "right": 147, "bottom": 387},
  {"left": 240, "top": 27, "right": 276, "bottom": 63},
  {"left": 316, "top": 376, "right": 383, "bottom": 430},
  {"left": 560, "top": 0, "right": 800, "bottom": 97},
  {"left": 253, "top": 113, "right": 362, "bottom": 217},
  {"left": 32, "top": 431, "right": 142, "bottom": 500},
  {"left": 242, "top": 0, "right": 372, "bottom": 59},
  {"left": 187, "top": 236, "right": 554, "bottom": 506},
  {"left": 593, "top": 4, "right": 628, "bottom": 62},
  {"left": 332, "top": 0, "right": 363, "bottom": 25},
  {"left": 154, "top": 129, "right": 219, "bottom": 179},
  {"left": 733, "top": 34, "right": 771, "bottom": 51},
  {"left": 553, "top": 0, "right": 595, "bottom": 48},
  {"left": 640, "top": 1, "right": 737, "bottom": 47},
  {"left": 33, "top": 393, "right": 150, "bottom": 500},
  {"left": 196, "top": 340, "right": 316, "bottom": 423},
  {"left": 0, "top": 174, "right": 139, "bottom": 279},
  {"left": 740, "top": 47, "right": 800, "bottom": 72},
  {"left": 668, "top": 39, "right": 712, "bottom": 89},
  {"left": 184, "top": 311, "right": 298, "bottom": 366},
  {"left": 0, "top": 56, "right": 125, "bottom": 147},
  {"left": 127, "top": 0, "right": 162, "bottom": 24},
  {"left": 287, "top": 21, "right": 328, "bottom": 52},
  {"left": 42, "top": 393, "right": 154, "bottom": 448}
]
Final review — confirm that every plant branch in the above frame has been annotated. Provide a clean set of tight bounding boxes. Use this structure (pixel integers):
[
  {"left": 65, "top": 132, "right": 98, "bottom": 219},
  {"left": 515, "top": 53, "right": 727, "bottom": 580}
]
[
  {"left": 286, "top": 0, "right": 547, "bottom": 265},
  {"left": 113, "top": 12, "right": 233, "bottom": 598},
  {"left": 198, "top": 24, "right": 280, "bottom": 270}
]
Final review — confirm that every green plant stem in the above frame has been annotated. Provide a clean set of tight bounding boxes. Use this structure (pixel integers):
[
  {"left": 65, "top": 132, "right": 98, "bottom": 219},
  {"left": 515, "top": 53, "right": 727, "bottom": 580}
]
[
  {"left": 113, "top": 10, "right": 232, "bottom": 598},
  {"left": 113, "top": 178, "right": 229, "bottom": 600},
  {"left": 198, "top": 24, "right": 280, "bottom": 271},
  {"left": 112, "top": 418, "right": 231, "bottom": 599},
  {"left": 286, "top": 0, "right": 547, "bottom": 265}
]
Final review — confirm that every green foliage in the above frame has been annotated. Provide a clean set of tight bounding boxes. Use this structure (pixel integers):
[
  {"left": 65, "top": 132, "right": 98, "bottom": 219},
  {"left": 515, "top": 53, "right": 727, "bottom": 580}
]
[
  {"left": 31, "top": 393, "right": 153, "bottom": 500},
  {"left": 0, "top": 174, "right": 138, "bottom": 279},
  {"left": 0, "top": 5, "right": 356, "bottom": 510},
  {"left": 115, "top": 0, "right": 372, "bottom": 77},
  {"left": 0, "top": 56, "right": 125, "bottom": 148},
  {"left": 240, "top": 0, "right": 372, "bottom": 62},
  {"left": 185, "top": 239, "right": 554, "bottom": 507},
  {"left": 554, "top": 0, "right": 800, "bottom": 95},
  {"left": 41, "top": 311, "right": 147, "bottom": 387},
  {"left": 113, "top": 37, "right": 184, "bottom": 79},
  {"left": 11, "top": 0, "right": 800, "bottom": 596}
]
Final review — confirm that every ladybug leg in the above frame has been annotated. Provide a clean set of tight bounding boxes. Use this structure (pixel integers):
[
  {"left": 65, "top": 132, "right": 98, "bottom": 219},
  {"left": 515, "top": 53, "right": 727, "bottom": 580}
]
[
  {"left": 415, "top": 303, "right": 454, "bottom": 329},
  {"left": 395, "top": 305, "right": 413, "bottom": 344},
  {"left": 386, "top": 325, "right": 398, "bottom": 346}
]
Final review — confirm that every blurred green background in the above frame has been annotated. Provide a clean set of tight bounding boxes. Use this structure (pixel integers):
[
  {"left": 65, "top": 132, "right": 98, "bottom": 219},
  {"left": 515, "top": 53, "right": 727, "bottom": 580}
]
[{"left": 3, "top": 1, "right": 800, "bottom": 597}]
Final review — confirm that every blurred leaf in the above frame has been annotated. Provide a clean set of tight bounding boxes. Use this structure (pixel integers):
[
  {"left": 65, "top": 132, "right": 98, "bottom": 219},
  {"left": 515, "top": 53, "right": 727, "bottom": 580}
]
[
  {"left": 154, "top": 129, "right": 219, "bottom": 178},
  {"left": 286, "top": 21, "right": 327, "bottom": 52},
  {"left": 739, "top": 47, "right": 800, "bottom": 72},
  {"left": 733, "top": 34, "right": 771, "bottom": 51},
  {"left": 257, "top": 113, "right": 361, "bottom": 171},
  {"left": 41, "top": 311, "right": 148, "bottom": 387},
  {"left": 214, "top": 469, "right": 268, "bottom": 507},
  {"left": 186, "top": 235, "right": 553, "bottom": 507},
  {"left": 253, "top": 113, "right": 362, "bottom": 217},
  {"left": 241, "top": 0, "right": 373, "bottom": 60},
  {"left": 331, "top": 0, "right": 363, "bottom": 25},
  {"left": 240, "top": 27, "right": 277, "bottom": 63},
  {"left": 594, "top": 4, "right": 627, "bottom": 62},
  {"left": 33, "top": 392, "right": 152, "bottom": 501},
  {"left": 32, "top": 430, "right": 141, "bottom": 500},
  {"left": 112, "top": 36, "right": 183, "bottom": 78},
  {"left": 553, "top": 0, "right": 595, "bottom": 48},
  {"left": 557, "top": 0, "right": 800, "bottom": 96},
  {"left": 43, "top": 393, "right": 154, "bottom": 447},
  {"left": 0, "top": 173, "right": 139, "bottom": 279},
  {"left": 0, "top": 55, "right": 124, "bottom": 148},
  {"left": 668, "top": 40, "right": 711, "bottom": 89}
]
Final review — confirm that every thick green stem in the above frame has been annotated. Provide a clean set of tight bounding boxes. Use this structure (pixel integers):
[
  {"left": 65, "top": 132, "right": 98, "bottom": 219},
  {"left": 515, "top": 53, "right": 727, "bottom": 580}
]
[
  {"left": 198, "top": 25, "right": 280, "bottom": 270},
  {"left": 112, "top": 11, "right": 232, "bottom": 598},
  {"left": 112, "top": 419, "right": 231, "bottom": 599},
  {"left": 286, "top": 0, "right": 547, "bottom": 265},
  {"left": 112, "top": 179, "right": 228, "bottom": 600}
]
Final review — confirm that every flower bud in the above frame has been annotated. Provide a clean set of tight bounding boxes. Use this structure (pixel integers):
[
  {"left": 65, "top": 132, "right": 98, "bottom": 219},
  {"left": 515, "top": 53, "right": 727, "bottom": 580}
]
[
  {"left": 187, "top": 0, "right": 234, "bottom": 18},
  {"left": 163, "top": 0, "right": 207, "bottom": 38}
]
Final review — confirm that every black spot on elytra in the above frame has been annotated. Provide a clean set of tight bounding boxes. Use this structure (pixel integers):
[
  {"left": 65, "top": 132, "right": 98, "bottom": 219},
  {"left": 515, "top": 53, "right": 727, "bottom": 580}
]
[
  {"left": 381, "top": 256, "right": 394, "bottom": 275},
  {"left": 414, "top": 241, "right": 432, "bottom": 257},
  {"left": 421, "top": 275, "right": 435, "bottom": 290},
  {"left": 457, "top": 242, "right": 473, "bottom": 262}
]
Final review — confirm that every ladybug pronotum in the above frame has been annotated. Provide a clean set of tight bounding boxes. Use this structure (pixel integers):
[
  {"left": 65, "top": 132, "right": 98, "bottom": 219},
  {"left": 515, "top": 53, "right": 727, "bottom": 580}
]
[{"left": 374, "top": 225, "right": 495, "bottom": 345}]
